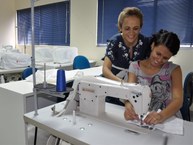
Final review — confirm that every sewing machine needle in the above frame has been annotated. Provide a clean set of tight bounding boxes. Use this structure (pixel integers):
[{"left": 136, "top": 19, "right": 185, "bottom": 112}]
[
  {"left": 73, "top": 110, "right": 76, "bottom": 125},
  {"left": 140, "top": 115, "right": 143, "bottom": 126}
]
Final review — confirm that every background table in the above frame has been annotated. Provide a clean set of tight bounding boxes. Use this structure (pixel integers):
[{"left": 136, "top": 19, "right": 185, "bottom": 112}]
[{"left": 0, "top": 66, "right": 102, "bottom": 145}]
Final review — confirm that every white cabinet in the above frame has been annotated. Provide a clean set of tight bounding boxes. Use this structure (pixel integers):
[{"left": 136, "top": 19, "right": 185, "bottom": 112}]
[{"left": 0, "top": 81, "right": 57, "bottom": 145}]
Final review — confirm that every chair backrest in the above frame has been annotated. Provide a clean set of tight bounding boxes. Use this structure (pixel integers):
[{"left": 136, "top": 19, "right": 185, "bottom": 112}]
[
  {"left": 180, "top": 72, "right": 193, "bottom": 121},
  {"left": 73, "top": 55, "right": 90, "bottom": 69},
  {"left": 21, "top": 67, "right": 38, "bottom": 80}
]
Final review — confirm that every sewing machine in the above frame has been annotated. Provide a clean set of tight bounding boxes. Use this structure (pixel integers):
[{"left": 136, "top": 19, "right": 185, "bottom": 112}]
[
  {"left": 62, "top": 76, "right": 151, "bottom": 119},
  {"left": 23, "top": 76, "right": 191, "bottom": 145}
]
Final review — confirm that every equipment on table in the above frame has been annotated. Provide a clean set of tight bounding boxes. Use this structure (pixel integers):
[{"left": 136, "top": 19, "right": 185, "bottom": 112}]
[{"left": 62, "top": 76, "right": 151, "bottom": 119}]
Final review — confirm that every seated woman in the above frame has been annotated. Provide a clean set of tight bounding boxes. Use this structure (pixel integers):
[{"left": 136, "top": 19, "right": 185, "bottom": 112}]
[{"left": 124, "top": 29, "right": 183, "bottom": 125}]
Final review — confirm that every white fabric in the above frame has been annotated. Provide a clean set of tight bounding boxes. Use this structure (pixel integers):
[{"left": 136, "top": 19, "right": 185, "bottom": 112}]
[
  {"left": 0, "top": 49, "right": 31, "bottom": 69},
  {"left": 35, "top": 47, "right": 53, "bottom": 62},
  {"left": 25, "top": 66, "right": 102, "bottom": 84},
  {"left": 127, "top": 110, "right": 184, "bottom": 135},
  {"left": 35, "top": 46, "right": 78, "bottom": 64},
  {"left": 112, "top": 64, "right": 129, "bottom": 81},
  {"left": 52, "top": 47, "right": 78, "bottom": 63}
]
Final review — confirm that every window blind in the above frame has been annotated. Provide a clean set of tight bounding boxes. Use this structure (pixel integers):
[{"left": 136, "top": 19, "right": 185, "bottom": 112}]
[
  {"left": 17, "top": 1, "right": 70, "bottom": 46},
  {"left": 97, "top": 0, "right": 193, "bottom": 46}
]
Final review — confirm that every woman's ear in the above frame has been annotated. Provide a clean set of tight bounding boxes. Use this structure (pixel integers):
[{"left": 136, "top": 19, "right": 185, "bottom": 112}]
[{"left": 151, "top": 42, "right": 154, "bottom": 50}]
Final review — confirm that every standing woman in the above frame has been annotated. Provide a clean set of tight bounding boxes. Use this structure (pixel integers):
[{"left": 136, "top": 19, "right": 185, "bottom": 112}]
[{"left": 102, "top": 7, "right": 151, "bottom": 105}]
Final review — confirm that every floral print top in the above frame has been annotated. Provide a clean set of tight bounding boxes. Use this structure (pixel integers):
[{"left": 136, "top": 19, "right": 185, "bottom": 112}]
[{"left": 104, "top": 33, "right": 151, "bottom": 79}]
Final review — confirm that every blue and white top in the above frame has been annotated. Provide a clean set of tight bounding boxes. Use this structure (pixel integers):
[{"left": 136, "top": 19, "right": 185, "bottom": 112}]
[{"left": 104, "top": 33, "right": 150, "bottom": 80}]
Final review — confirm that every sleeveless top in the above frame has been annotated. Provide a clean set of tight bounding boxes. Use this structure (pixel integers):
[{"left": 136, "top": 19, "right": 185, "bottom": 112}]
[{"left": 129, "top": 61, "right": 179, "bottom": 112}]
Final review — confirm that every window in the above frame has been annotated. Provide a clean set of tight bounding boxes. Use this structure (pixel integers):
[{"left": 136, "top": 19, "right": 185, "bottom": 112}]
[
  {"left": 17, "top": 1, "right": 70, "bottom": 46},
  {"left": 97, "top": 0, "right": 193, "bottom": 46}
]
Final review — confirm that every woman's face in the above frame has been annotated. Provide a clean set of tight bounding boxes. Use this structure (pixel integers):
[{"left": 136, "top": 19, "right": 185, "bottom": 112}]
[
  {"left": 150, "top": 44, "right": 173, "bottom": 68},
  {"left": 120, "top": 16, "right": 141, "bottom": 47}
]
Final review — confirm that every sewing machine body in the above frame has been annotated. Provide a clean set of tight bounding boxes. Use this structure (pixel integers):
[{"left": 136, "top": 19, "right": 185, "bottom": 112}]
[{"left": 64, "top": 76, "right": 151, "bottom": 117}]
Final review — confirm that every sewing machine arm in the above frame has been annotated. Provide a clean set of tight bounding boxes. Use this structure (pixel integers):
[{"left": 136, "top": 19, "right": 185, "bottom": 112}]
[{"left": 64, "top": 76, "right": 151, "bottom": 117}]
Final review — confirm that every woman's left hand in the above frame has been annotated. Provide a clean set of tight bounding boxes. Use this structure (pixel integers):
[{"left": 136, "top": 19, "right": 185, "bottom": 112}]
[{"left": 143, "top": 111, "right": 163, "bottom": 125}]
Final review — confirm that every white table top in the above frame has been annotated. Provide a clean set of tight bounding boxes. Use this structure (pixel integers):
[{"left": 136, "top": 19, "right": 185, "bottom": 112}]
[
  {"left": 36, "top": 60, "right": 96, "bottom": 69},
  {"left": 0, "top": 80, "right": 33, "bottom": 95},
  {"left": 0, "top": 66, "right": 102, "bottom": 95},
  {"left": 0, "top": 59, "right": 95, "bottom": 74},
  {"left": 24, "top": 102, "right": 193, "bottom": 145},
  {"left": 26, "top": 66, "right": 102, "bottom": 84},
  {"left": 0, "top": 67, "right": 26, "bottom": 74},
  {"left": 0, "top": 65, "right": 43, "bottom": 74}
]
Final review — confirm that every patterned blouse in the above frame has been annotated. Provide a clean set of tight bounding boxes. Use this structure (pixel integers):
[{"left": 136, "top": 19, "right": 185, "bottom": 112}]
[{"left": 104, "top": 33, "right": 150, "bottom": 80}]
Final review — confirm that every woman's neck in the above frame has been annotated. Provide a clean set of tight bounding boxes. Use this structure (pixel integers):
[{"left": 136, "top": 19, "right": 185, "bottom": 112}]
[
  {"left": 121, "top": 34, "right": 138, "bottom": 49},
  {"left": 141, "top": 59, "right": 162, "bottom": 75},
  {"left": 124, "top": 39, "right": 138, "bottom": 49}
]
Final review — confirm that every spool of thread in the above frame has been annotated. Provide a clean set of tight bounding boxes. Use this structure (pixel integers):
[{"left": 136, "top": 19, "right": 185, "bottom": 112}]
[{"left": 56, "top": 69, "right": 66, "bottom": 92}]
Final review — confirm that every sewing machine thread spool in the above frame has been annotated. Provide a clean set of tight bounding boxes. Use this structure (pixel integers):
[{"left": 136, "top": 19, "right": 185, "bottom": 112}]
[{"left": 56, "top": 69, "right": 66, "bottom": 92}]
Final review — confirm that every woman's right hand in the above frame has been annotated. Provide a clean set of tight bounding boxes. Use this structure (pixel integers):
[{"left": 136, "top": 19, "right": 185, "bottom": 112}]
[{"left": 124, "top": 101, "right": 139, "bottom": 120}]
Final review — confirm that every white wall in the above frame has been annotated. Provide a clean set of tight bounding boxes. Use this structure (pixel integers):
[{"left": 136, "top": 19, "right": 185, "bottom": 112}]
[
  {"left": 0, "top": 0, "right": 15, "bottom": 48},
  {"left": 170, "top": 48, "right": 193, "bottom": 80},
  {"left": 15, "top": 0, "right": 66, "bottom": 9},
  {"left": 70, "top": 0, "right": 105, "bottom": 62},
  {"left": 1, "top": 0, "right": 193, "bottom": 77}
]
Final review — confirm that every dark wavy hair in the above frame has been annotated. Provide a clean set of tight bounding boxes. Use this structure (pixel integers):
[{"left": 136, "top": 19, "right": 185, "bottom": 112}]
[{"left": 151, "top": 29, "right": 180, "bottom": 55}]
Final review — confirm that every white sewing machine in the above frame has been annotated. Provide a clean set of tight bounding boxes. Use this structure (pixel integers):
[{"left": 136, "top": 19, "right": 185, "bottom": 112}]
[{"left": 62, "top": 76, "right": 151, "bottom": 119}]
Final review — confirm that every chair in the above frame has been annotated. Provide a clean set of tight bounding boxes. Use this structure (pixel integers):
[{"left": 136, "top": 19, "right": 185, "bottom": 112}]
[
  {"left": 180, "top": 72, "right": 193, "bottom": 121},
  {"left": 73, "top": 55, "right": 90, "bottom": 69},
  {"left": 21, "top": 67, "right": 38, "bottom": 80}
]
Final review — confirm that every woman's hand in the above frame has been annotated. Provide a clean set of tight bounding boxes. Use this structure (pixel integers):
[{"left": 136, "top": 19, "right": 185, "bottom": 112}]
[
  {"left": 143, "top": 111, "right": 163, "bottom": 125},
  {"left": 124, "top": 101, "right": 139, "bottom": 120}
]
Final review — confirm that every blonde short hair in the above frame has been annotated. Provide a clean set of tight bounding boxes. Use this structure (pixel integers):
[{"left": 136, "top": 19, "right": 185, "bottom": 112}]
[{"left": 118, "top": 7, "right": 143, "bottom": 32}]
